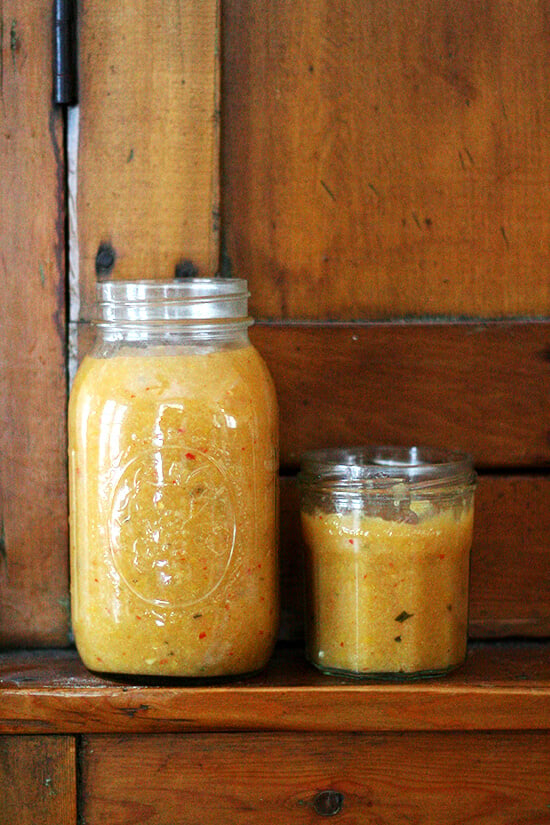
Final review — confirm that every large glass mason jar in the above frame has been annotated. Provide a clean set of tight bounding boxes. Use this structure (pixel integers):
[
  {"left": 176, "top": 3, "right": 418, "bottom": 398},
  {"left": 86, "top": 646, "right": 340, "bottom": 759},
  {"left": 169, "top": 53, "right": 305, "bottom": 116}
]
[
  {"left": 69, "top": 279, "right": 279, "bottom": 677},
  {"left": 298, "top": 446, "right": 476, "bottom": 679}
]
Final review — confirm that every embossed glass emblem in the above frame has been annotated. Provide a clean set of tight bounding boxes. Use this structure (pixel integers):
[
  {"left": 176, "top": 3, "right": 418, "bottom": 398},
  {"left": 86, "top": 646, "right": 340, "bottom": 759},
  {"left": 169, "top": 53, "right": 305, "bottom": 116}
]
[{"left": 108, "top": 446, "right": 236, "bottom": 607}]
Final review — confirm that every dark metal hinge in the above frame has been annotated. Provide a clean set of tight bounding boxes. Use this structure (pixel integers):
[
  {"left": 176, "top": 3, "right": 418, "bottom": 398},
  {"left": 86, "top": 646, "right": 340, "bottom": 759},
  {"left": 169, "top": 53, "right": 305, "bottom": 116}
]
[{"left": 53, "top": 0, "right": 78, "bottom": 105}]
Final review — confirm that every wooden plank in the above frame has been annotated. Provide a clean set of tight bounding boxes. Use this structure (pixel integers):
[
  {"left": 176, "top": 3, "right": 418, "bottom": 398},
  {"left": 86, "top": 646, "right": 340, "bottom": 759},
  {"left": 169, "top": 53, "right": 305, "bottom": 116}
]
[
  {"left": 250, "top": 321, "right": 550, "bottom": 468},
  {"left": 76, "top": 321, "right": 550, "bottom": 469},
  {"left": 0, "top": 0, "right": 69, "bottom": 644},
  {"left": 223, "top": 0, "right": 550, "bottom": 319},
  {"left": 281, "top": 475, "right": 550, "bottom": 640},
  {"left": 471, "top": 475, "right": 550, "bottom": 637},
  {"left": 77, "top": 0, "right": 220, "bottom": 313},
  {"left": 0, "top": 643, "right": 550, "bottom": 733},
  {"left": 81, "top": 731, "right": 550, "bottom": 824},
  {"left": 0, "top": 736, "right": 76, "bottom": 825}
]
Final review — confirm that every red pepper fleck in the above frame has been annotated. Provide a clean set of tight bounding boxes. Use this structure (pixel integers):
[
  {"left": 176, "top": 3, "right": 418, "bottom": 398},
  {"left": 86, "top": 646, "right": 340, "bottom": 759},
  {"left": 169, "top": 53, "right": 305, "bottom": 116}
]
[
  {"left": 439, "top": 553, "right": 445, "bottom": 559},
  {"left": 185, "top": 452, "right": 196, "bottom": 460},
  {"left": 94, "top": 577, "right": 99, "bottom": 582},
  {"left": 177, "top": 427, "right": 185, "bottom": 433},
  {"left": 158, "top": 658, "right": 168, "bottom": 665},
  {"left": 349, "top": 539, "right": 354, "bottom": 545},
  {"left": 199, "top": 631, "right": 207, "bottom": 639},
  {"left": 340, "top": 642, "right": 344, "bottom": 647},
  {"left": 129, "top": 394, "right": 136, "bottom": 398}
]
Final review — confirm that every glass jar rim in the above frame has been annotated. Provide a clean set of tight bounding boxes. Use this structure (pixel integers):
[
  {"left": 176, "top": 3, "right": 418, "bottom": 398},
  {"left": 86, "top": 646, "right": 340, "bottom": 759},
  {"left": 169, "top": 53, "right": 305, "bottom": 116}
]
[
  {"left": 298, "top": 445, "right": 476, "bottom": 493},
  {"left": 90, "top": 278, "right": 251, "bottom": 325}
]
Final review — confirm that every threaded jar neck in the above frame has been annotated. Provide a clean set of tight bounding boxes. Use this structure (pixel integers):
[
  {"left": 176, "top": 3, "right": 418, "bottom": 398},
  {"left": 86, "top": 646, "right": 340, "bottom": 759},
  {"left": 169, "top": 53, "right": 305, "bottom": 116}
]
[
  {"left": 93, "top": 278, "right": 251, "bottom": 326},
  {"left": 299, "top": 446, "right": 476, "bottom": 499},
  {"left": 88, "top": 278, "right": 253, "bottom": 346}
]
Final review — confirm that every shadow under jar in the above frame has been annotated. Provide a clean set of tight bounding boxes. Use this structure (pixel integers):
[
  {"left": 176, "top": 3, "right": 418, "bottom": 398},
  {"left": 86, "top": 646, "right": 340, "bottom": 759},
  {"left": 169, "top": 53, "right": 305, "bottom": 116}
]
[
  {"left": 69, "top": 279, "right": 279, "bottom": 678},
  {"left": 298, "top": 446, "right": 476, "bottom": 680}
]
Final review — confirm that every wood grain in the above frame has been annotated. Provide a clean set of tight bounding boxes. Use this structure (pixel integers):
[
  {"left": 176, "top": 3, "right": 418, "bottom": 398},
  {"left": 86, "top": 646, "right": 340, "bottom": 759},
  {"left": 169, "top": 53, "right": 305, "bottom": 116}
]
[
  {"left": 75, "top": 320, "right": 550, "bottom": 469},
  {"left": 222, "top": 0, "right": 550, "bottom": 320},
  {"left": 77, "top": 0, "right": 220, "bottom": 313},
  {"left": 471, "top": 475, "right": 550, "bottom": 637},
  {"left": 80, "top": 731, "right": 550, "bottom": 824},
  {"left": 0, "top": 736, "right": 76, "bottom": 825},
  {"left": 250, "top": 321, "right": 550, "bottom": 468},
  {"left": 0, "top": 643, "right": 549, "bottom": 734},
  {"left": 0, "top": 0, "right": 69, "bottom": 645}
]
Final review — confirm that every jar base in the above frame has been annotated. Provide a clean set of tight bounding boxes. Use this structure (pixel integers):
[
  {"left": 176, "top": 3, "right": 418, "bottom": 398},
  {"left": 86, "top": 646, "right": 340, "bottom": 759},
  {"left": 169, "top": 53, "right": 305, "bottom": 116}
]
[
  {"left": 84, "top": 664, "right": 267, "bottom": 686},
  {"left": 308, "top": 658, "right": 465, "bottom": 681}
]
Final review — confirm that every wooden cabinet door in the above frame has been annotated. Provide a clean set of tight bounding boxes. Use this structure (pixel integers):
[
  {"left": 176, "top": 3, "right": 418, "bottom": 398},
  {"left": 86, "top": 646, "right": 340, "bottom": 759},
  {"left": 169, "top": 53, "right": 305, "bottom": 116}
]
[
  {"left": 81, "top": 731, "right": 550, "bottom": 824},
  {"left": 0, "top": 736, "right": 76, "bottom": 825}
]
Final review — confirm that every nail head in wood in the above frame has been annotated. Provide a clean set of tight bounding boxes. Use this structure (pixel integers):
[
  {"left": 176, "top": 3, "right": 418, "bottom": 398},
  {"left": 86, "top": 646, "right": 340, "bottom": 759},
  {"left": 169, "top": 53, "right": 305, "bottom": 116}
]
[
  {"left": 174, "top": 259, "right": 199, "bottom": 279},
  {"left": 95, "top": 243, "right": 116, "bottom": 278}
]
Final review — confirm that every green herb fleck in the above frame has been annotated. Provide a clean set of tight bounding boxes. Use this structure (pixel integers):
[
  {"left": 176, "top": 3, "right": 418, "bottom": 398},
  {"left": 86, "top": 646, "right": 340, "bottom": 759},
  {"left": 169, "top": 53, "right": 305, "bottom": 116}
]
[
  {"left": 44, "top": 777, "right": 57, "bottom": 798},
  {"left": 395, "top": 610, "right": 414, "bottom": 623}
]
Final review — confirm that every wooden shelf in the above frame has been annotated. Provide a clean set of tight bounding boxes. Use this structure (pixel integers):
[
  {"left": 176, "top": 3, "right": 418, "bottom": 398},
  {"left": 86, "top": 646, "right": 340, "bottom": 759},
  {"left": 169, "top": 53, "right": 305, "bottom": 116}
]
[{"left": 0, "top": 641, "right": 549, "bottom": 735}]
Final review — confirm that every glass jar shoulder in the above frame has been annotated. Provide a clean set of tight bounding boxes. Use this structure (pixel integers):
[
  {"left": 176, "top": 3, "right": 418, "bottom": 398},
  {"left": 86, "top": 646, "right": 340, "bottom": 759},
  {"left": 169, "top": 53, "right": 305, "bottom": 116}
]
[
  {"left": 71, "top": 342, "right": 266, "bottom": 400},
  {"left": 68, "top": 342, "right": 278, "bottom": 449}
]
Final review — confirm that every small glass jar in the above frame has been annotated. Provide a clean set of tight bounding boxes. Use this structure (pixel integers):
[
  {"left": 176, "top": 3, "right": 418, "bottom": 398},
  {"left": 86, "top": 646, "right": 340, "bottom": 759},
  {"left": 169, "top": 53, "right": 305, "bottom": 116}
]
[
  {"left": 298, "top": 446, "right": 476, "bottom": 679},
  {"left": 69, "top": 278, "right": 279, "bottom": 678}
]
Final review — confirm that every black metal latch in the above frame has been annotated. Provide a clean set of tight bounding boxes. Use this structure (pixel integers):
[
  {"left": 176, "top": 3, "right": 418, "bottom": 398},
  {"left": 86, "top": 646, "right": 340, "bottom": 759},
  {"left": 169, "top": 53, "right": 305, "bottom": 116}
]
[{"left": 53, "top": 0, "right": 77, "bottom": 105}]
